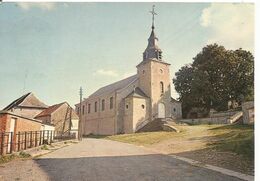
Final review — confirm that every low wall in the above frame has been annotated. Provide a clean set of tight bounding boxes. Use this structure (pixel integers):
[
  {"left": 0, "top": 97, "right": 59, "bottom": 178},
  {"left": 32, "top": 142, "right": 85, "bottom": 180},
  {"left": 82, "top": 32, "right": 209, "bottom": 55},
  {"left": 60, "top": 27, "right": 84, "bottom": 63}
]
[
  {"left": 180, "top": 117, "right": 228, "bottom": 125},
  {"left": 210, "top": 110, "right": 240, "bottom": 118},
  {"left": 179, "top": 110, "right": 240, "bottom": 125}
]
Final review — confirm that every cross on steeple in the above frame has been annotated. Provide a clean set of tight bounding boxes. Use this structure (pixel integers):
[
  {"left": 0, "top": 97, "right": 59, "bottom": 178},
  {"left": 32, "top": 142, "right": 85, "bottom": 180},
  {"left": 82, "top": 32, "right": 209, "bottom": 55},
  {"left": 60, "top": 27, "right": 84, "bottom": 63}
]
[{"left": 150, "top": 5, "right": 157, "bottom": 29}]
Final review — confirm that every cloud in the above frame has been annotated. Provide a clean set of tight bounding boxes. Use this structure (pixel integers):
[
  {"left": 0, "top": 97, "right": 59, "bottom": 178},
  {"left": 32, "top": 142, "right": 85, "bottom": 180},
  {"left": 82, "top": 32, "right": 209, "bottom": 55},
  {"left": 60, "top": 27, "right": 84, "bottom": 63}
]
[
  {"left": 200, "top": 3, "right": 254, "bottom": 52},
  {"left": 17, "top": 3, "right": 57, "bottom": 11},
  {"left": 93, "top": 69, "right": 119, "bottom": 77}
]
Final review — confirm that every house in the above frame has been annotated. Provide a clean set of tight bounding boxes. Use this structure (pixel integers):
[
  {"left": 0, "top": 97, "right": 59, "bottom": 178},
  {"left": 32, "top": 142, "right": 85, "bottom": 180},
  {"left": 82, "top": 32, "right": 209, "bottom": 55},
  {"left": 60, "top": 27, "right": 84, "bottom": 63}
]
[
  {"left": 171, "top": 98, "right": 182, "bottom": 119},
  {"left": 0, "top": 110, "right": 55, "bottom": 154},
  {"left": 2, "top": 92, "right": 48, "bottom": 119},
  {"left": 75, "top": 12, "right": 182, "bottom": 135},
  {"left": 35, "top": 102, "right": 79, "bottom": 137}
]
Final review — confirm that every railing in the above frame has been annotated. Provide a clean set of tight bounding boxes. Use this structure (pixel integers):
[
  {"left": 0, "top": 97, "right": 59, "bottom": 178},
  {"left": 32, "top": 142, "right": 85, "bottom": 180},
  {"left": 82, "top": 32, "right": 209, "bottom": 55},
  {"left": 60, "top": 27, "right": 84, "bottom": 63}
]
[{"left": 0, "top": 130, "right": 76, "bottom": 156}]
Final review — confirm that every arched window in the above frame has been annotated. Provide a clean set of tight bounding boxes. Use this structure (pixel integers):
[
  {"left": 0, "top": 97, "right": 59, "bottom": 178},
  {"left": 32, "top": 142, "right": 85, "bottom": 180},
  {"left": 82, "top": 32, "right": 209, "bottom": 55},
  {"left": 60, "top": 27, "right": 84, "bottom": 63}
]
[
  {"left": 110, "top": 97, "right": 113, "bottom": 109},
  {"left": 102, "top": 99, "right": 105, "bottom": 111},
  {"left": 95, "top": 101, "right": 97, "bottom": 112},
  {"left": 160, "top": 81, "right": 164, "bottom": 94}
]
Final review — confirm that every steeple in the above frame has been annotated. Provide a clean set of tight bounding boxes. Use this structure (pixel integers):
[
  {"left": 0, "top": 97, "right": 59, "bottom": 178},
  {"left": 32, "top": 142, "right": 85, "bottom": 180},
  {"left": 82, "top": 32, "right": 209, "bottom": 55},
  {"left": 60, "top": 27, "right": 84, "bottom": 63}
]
[{"left": 143, "top": 5, "right": 163, "bottom": 61}]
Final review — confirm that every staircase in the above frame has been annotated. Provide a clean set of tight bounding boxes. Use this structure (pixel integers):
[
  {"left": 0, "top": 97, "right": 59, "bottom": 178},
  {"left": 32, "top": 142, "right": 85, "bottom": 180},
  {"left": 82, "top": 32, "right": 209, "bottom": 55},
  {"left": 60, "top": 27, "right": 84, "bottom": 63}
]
[{"left": 135, "top": 118, "right": 179, "bottom": 133}]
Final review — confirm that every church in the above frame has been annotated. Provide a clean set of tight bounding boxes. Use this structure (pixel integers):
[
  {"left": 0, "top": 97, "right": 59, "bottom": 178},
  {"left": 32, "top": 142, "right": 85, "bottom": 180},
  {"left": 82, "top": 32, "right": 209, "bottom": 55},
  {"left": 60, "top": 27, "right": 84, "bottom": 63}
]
[{"left": 76, "top": 8, "right": 182, "bottom": 135}]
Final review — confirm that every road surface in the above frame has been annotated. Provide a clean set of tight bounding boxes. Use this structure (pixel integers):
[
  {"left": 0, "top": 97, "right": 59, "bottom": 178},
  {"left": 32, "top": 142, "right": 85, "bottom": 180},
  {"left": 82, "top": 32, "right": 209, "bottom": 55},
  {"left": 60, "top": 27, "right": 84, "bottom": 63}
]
[{"left": 0, "top": 138, "right": 243, "bottom": 181}]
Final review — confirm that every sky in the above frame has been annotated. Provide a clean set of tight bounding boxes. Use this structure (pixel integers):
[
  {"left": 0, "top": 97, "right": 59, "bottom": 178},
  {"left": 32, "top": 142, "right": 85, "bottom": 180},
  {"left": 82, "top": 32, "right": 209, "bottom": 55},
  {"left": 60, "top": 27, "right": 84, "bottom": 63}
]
[{"left": 0, "top": 2, "right": 254, "bottom": 109}]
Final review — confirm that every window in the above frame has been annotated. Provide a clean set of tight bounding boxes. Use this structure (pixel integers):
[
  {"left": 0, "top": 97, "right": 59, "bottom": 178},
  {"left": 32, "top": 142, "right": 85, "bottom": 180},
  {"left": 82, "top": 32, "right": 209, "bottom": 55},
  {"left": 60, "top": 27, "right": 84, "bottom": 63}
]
[
  {"left": 87, "top": 104, "right": 90, "bottom": 113},
  {"left": 110, "top": 97, "right": 114, "bottom": 109},
  {"left": 77, "top": 107, "right": 80, "bottom": 114},
  {"left": 95, "top": 102, "right": 97, "bottom": 112},
  {"left": 142, "top": 70, "right": 145, "bottom": 74},
  {"left": 126, "top": 104, "right": 129, "bottom": 109},
  {"left": 158, "top": 52, "right": 162, "bottom": 59},
  {"left": 160, "top": 81, "right": 164, "bottom": 94},
  {"left": 141, "top": 104, "right": 145, "bottom": 109},
  {"left": 173, "top": 108, "right": 176, "bottom": 112},
  {"left": 102, "top": 99, "right": 105, "bottom": 111},
  {"left": 82, "top": 105, "right": 85, "bottom": 115}
]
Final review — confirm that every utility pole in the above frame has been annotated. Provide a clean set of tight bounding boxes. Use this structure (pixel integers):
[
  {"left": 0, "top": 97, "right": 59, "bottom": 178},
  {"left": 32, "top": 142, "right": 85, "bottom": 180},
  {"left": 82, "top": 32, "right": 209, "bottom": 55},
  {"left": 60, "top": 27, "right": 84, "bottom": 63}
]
[{"left": 78, "top": 87, "right": 83, "bottom": 141}]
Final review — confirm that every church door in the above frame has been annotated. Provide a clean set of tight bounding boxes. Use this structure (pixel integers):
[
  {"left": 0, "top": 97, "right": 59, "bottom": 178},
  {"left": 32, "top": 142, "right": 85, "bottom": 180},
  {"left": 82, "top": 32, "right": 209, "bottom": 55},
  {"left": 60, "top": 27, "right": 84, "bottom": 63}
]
[{"left": 158, "top": 103, "right": 166, "bottom": 118}]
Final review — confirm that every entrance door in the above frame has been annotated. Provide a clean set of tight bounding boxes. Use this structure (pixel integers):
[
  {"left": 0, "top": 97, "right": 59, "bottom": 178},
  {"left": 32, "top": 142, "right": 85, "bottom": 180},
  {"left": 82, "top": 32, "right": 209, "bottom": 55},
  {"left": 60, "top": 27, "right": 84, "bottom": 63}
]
[
  {"left": 158, "top": 103, "right": 166, "bottom": 118},
  {"left": 8, "top": 118, "right": 16, "bottom": 152}
]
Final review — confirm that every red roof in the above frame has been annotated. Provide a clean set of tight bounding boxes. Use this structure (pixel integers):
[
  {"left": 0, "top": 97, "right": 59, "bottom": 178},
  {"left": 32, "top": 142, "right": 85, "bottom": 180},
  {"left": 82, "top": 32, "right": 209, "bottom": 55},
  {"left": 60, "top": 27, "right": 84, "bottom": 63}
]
[{"left": 35, "top": 102, "right": 66, "bottom": 118}]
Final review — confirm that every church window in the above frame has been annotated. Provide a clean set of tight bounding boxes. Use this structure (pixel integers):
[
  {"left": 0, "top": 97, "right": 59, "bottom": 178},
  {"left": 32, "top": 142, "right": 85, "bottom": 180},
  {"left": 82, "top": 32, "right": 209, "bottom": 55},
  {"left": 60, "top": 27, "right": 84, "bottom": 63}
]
[
  {"left": 88, "top": 104, "right": 91, "bottom": 113},
  {"left": 110, "top": 97, "right": 114, "bottom": 109},
  {"left": 95, "top": 102, "right": 97, "bottom": 112},
  {"left": 160, "top": 81, "right": 164, "bottom": 94},
  {"left": 126, "top": 104, "right": 129, "bottom": 109},
  {"left": 82, "top": 105, "right": 85, "bottom": 115},
  {"left": 102, "top": 99, "right": 105, "bottom": 111},
  {"left": 141, "top": 104, "right": 145, "bottom": 109}
]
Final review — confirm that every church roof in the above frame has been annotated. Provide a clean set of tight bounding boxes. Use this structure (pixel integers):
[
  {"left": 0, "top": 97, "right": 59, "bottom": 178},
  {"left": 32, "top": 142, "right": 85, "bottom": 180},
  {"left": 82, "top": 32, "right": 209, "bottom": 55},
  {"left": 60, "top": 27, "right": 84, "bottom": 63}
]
[
  {"left": 126, "top": 87, "right": 149, "bottom": 98},
  {"left": 88, "top": 75, "right": 138, "bottom": 99},
  {"left": 3, "top": 92, "right": 48, "bottom": 110}
]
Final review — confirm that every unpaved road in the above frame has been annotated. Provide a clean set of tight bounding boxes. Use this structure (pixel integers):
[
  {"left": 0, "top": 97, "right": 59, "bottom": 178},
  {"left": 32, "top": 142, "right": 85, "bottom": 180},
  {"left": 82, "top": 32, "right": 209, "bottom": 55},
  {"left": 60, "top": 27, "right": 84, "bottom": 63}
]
[{"left": 0, "top": 138, "right": 243, "bottom": 181}]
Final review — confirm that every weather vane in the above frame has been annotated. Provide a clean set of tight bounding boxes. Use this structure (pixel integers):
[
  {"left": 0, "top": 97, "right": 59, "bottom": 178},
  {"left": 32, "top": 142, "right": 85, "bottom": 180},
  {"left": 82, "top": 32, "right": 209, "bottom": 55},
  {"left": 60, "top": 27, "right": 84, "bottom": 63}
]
[{"left": 150, "top": 5, "right": 157, "bottom": 29}]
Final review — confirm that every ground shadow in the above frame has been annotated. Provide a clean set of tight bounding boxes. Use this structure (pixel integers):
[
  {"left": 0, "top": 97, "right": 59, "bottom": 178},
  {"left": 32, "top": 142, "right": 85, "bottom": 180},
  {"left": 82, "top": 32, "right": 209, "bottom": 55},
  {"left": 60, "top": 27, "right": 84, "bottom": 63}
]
[
  {"left": 34, "top": 154, "right": 242, "bottom": 181},
  {"left": 171, "top": 147, "right": 254, "bottom": 176}
]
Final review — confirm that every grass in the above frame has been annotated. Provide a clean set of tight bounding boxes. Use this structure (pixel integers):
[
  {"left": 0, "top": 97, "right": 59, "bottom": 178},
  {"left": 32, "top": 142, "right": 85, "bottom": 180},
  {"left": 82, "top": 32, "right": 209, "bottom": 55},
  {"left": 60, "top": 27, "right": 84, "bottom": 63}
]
[
  {"left": 0, "top": 154, "right": 17, "bottom": 164},
  {"left": 105, "top": 124, "right": 254, "bottom": 161},
  {"left": 41, "top": 144, "right": 49, "bottom": 150},
  {"left": 207, "top": 124, "right": 254, "bottom": 161},
  {"left": 106, "top": 131, "right": 179, "bottom": 146},
  {"left": 0, "top": 151, "right": 31, "bottom": 164}
]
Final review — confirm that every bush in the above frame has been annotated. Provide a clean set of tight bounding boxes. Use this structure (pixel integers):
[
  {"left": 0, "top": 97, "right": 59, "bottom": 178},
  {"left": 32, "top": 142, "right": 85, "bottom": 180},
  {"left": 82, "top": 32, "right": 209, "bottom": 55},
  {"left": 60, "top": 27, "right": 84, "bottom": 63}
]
[
  {"left": 19, "top": 151, "right": 31, "bottom": 158},
  {"left": 41, "top": 144, "right": 49, "bottom": 150}
]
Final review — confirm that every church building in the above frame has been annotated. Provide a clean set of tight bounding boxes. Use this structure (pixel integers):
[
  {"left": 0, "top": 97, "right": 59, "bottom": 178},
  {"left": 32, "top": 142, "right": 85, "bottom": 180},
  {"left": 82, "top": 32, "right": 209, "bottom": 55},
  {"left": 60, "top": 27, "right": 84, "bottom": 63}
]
[{"left": 76, "top": 8, "right": 182, "bottom": 135}]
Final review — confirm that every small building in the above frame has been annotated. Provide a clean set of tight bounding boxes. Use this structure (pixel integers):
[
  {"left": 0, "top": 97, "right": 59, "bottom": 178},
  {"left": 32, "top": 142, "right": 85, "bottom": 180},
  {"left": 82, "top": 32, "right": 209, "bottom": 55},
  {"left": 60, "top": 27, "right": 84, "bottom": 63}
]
[
  {"left": 35, "top": 102, "right": 79, "bottom": 137},
  {"left": 2, "top": 92, "right": 48, "bottom": 119},
  {"left": 171, "top": 98, "right": 182, "bottom": 119}
]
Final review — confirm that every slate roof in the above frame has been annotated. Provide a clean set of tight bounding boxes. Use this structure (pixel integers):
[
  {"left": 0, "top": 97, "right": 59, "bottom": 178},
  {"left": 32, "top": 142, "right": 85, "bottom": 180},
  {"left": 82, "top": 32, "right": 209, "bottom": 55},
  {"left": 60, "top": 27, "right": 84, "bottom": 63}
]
[
  {"left": 126, "top": 87, "right": 149, "bottom": 98},
  {"left": 3, "top": 92, "right": 48, "bottom": 110},
  {"left": 88, "top": 74, "right": 138, "bottom": 98},
  {"left": 35, "top": 102, "right": 66, "bottom": 118}
]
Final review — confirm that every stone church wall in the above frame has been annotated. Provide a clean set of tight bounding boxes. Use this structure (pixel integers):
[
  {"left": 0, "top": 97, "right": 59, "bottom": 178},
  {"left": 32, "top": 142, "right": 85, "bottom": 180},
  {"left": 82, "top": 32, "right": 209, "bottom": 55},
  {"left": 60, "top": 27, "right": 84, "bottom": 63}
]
[{"left": 116, "top": 79, "right": 139, "bottom": 134}]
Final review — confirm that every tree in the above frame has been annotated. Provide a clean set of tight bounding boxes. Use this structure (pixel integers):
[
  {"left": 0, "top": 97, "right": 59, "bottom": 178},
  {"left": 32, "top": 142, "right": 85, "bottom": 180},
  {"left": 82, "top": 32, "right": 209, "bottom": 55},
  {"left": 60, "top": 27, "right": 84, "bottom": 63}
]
[{"left": 173, "top": 44, "right": 254, "bottom": 117}]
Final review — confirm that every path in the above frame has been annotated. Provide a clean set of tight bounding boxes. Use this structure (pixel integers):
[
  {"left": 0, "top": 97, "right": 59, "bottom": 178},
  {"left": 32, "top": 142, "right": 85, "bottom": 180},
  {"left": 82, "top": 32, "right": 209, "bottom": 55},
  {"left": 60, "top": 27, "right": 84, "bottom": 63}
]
[{"left": 0, "top": 138, "right": 244, "bottom": 181}]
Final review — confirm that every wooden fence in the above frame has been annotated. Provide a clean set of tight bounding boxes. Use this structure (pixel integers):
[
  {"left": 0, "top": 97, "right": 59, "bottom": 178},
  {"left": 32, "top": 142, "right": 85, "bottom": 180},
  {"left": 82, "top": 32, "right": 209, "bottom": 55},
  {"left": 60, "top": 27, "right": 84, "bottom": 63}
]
[{"left": 0, "top": 130, "right": 76, "bottom": 156}]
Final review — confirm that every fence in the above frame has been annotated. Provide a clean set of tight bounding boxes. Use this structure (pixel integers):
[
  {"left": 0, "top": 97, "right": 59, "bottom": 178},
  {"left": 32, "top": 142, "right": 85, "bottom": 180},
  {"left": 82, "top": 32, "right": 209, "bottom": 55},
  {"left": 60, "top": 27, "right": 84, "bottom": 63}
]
[{"left": 0, "top": 130, "right": 76, "bottom": 156}]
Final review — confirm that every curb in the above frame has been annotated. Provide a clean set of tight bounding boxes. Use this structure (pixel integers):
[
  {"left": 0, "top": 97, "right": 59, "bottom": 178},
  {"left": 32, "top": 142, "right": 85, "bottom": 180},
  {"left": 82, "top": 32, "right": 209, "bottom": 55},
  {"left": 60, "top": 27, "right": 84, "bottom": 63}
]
[
  {"left": 169, "top": 155, "right": 254, "bottom": 181},
  {"left": 137, "top": 145, "right": 254, "bottom": 181}
]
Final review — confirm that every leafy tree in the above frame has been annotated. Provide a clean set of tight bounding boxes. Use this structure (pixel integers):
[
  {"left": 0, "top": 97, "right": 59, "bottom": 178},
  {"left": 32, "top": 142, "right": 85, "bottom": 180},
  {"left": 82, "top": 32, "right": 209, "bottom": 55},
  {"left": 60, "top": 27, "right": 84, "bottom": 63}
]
[{"left": 173, "top": 44, "right": 254, "bottom": 117}]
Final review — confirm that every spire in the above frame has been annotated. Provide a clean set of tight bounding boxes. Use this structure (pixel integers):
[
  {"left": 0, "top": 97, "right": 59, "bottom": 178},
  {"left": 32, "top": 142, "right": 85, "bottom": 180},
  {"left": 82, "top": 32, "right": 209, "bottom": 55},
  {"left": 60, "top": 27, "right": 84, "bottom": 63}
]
[{"left": 143, "top": 5, "right": 163, "bottom": 62}]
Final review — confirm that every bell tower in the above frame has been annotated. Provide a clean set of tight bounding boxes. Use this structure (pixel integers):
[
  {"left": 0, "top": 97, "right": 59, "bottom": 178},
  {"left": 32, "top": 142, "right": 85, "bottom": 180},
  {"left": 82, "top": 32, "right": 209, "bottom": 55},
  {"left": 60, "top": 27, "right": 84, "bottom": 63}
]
[{"left": 137, "top": 5, "right": 172, "bottom": 120}]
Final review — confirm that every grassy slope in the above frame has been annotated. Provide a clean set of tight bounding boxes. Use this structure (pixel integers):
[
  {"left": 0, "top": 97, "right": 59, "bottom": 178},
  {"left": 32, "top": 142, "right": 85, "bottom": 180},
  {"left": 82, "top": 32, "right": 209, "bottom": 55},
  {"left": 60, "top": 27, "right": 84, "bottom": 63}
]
[
  {"left": 106, "top": 131, "right": 178, "bottom": 146},
  {"left": 207, "top": 124, "right": 254, "bottom": 161},
  {"left": 106, "top": 124, "right": 254, "bottom": 160}
]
